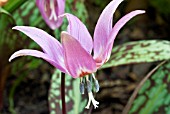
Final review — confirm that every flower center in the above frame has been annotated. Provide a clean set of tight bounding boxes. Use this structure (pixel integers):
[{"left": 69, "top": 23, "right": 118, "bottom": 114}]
[
  {"left": 79, "top": 73, "right": 100, "bottom": 109},
  {"left": 48, "top": 0, "right": 57, "bottom": 21}
]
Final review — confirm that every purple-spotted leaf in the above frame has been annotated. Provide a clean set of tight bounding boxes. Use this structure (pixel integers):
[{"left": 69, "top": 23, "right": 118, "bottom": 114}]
[
  {"left": 123, "top": 60, "right": 170, "bottom": 114},
  {"left": 101, "top": 40, "right": 170, "bottom": 69},
  {"left": 48, "top": 69, "right": 88, "bottom": 114}
]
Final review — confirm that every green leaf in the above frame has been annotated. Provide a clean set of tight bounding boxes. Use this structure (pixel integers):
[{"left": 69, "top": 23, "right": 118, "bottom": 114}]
[
  {"left": 3, "top": 0, "right": 29, "bottom": 13},
  {"left": 0, "top": 8, "right": 15, "bottom": 35},
  {"left": 102, "top": 40, "right": 170, "bottom": 69},
  {"left": 123, "top": 61, "right": 170, "bottom": 114},
  {"left": 48, "top": 69, "right": 88, "bottom": 114}
]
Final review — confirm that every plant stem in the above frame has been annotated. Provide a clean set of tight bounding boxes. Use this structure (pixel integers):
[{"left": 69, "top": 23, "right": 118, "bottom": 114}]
[{"left": 61, "top": 73, "right": 66, "bottom": 114}]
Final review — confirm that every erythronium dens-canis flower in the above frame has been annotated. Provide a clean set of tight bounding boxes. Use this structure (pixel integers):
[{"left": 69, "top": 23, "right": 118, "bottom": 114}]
[
  {"left": 36, "top": 0, "right": 65, "bottom": 30},
  {"left": 9, "top": 0, "right": 145, "bottom": 109}
]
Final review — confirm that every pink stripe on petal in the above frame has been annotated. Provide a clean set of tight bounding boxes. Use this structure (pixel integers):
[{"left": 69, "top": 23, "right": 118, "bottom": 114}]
[
  {"left": 12, "top": 26, "right": 65, "bottom": 70},
  {"left": 61, "top": 32, "right": 97, "bottom": 78},
  {"left": 9, "top": 49, "right": 68, "bottom": 73},
  {"left": 64, "top": 13, "right": 93, "bottom": 53},
  {"left": 93, "top": 0, "right": 124, "bottom": 60}
]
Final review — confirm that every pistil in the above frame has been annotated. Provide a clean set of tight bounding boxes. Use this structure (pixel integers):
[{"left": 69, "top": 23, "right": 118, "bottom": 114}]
[
  {"left": 85, "top": 92, "right": 99, "bottom": 109},
  {"left": 49, "top": 0, "right": 57, "bottom": 21}
]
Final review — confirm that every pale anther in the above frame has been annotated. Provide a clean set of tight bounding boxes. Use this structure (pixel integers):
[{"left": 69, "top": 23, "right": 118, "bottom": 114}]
[
  {"left": 92, "top": 73, "right": 100, "bottom": 93},
  {"left": 86, "top": 76, "right": 92, "bottom": 93},
  {"left": 80, "top": 82, "right": 85, "bottom": 94},
  {"left": 80, "top": 77, "right": 84, "bottom": 94}
]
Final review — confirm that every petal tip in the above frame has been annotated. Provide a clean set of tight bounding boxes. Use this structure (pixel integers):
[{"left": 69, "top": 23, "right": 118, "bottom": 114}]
[
  {"left": 136, "top": 10, "right": 146, "bottom": 14},
  {"left": 12, "top": 26, "right": 17, "bottom": 30},
  {"left": 12, "top": 26, "right": 24, "bottom": 30},
  {"left": 8, "top": 58, "right": 12, "bottom": 62},
  {"left": 9, "top": 55, "right": 14, "bottom": 62}
]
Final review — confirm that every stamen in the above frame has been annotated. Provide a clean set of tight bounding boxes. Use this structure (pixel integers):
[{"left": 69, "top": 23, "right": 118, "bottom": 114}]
[
  {"left": 94, "top": 80, "right": 99, "bottom": 93},
  {"left": 49, "top": 0, "right": 57, "bottom": 21},
  {"left": 79, "top": 75, "right": 100, "bottom": 109},
  {"left": 92, "top": 73, "right": 100, "bottom": 93},
  {"left": 92, "top": 73, "right": 96, "bottom": 80},
  {"left": 80, "top": 78, "right": 84, "bottom": 94},
  {"left": 80, "top": 83, "right": 84, "bottom": 94},
  {"left": 85, "top": 92, "right": 99, "bottom": 109},
  {"left": 86, "top": 76, "right": 92, "bottom": 93}
]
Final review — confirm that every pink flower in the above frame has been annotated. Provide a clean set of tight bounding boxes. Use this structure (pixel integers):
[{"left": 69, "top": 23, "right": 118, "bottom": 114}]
[
  {"left": 9, "top": 0, "right": 145, "bottom": 109},
  {"left": 36, "top": 0, "right": 65, "bottom": 30}
]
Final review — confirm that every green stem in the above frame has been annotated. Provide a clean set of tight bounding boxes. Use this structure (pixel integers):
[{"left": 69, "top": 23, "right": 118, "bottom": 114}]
[{"left": 61, "top": 73, "right": 66, "bottom": 114}]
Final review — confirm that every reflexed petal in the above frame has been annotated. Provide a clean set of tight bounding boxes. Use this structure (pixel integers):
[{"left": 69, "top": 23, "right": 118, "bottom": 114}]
[
  {"left": 93, "top": 8, "right": 145, "bottom": 67},
  {"left": 93, "top": 0, "right": 124, "bottom": 60},
  {"left": 9, "top": 49, "right": 67, "bottom": 73},
  {"left": 12, "top": 26, "right": 65, "bottom": 70},
  {"left": 64, "top": 13, "right": 93, "bottom": 53},
  {"left": 36, "top": 0, "right": 65, "bottom": 29},
  {"left": 61, "top": 32, "right": 96, "bottom": 78},
  {"left": 105, "top": 10, "right": 146, "bottom": 61}
]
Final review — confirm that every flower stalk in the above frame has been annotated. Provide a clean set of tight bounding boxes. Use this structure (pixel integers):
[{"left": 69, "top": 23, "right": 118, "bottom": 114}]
[{"left": 61, "top": 73, "right": 66, "bottom": 114}]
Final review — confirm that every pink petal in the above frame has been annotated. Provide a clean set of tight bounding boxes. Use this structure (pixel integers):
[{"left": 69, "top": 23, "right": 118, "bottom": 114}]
[
  {"left": 94, "top": 10, "right": 145, "bottom": 67},
  {"left": 93, "top": 0, "right": 124, "bottom": 61},
  {"left": 63, "top": 13, "right": 93, "bottom": 53},
  {"left": 106, "top": 10, "right": 146, "bottom": 61},
  {"left": 9, "top": 49, "right": 68, "bottom": 73},
  {"left": 36, "top": 0, "right": 65, "bottom": 29},
  {"left": 12, "top": 26, "right": 65, "bottom": 70},
  {"left": 61, "top": 32, "right": 97, "bottom": 78}
]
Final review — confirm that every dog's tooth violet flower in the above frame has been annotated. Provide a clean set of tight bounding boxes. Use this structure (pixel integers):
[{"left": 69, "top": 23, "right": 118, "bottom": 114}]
[
  {"left": 36, "top": 0, "right": 65, "bottom": 30},
  {"left": 9, "top": 0, "right": 145, "bottom": 109}
]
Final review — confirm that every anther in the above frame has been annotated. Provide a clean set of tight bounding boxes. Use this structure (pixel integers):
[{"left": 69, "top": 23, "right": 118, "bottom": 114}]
[
  {"left": 92, "top": 73, "right": 100, "bottom": 93},
  {"left": 94, "top": 80, "right": 99, "bottom": 93},
  {"left": 86, "top": 80, "right": 92, "bottom": 93},
  {"left": 80, "top": 82, "right": 85, "bottom": 94}
]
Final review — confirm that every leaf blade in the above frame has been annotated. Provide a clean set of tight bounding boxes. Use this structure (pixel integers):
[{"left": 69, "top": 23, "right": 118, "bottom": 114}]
[{"left": 102, "top": 40, "right": 170, "bottom": 69}]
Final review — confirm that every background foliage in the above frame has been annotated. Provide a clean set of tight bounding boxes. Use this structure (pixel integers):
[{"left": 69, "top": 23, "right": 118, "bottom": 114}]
[{"left": 0, "top": 0, "right": 170, "bottom": 114}]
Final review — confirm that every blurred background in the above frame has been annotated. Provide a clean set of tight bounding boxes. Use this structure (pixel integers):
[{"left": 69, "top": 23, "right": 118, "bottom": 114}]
[{"left": 0, "top": 0, "right": 170, "bottom": 114}]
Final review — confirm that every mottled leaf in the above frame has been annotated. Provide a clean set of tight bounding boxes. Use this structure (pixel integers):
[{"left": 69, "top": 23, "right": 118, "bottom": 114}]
[
  {"left": 48, "top": 69, "right": 88, "bottom": 114},
  {"left": 124, "top": 61, "right": 170, "bottom": 114},
  {"left": 102, "top": 40, "right": 170, "bottom": 69}
]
